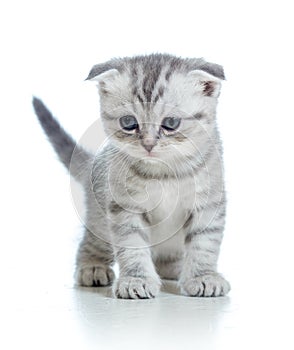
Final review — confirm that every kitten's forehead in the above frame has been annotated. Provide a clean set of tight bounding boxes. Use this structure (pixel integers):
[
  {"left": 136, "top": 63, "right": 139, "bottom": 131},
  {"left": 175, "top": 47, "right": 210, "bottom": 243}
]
[
  {"left": 126, "top": 55, "right": 181, "bottom": 104},
  {"left": 122, "top": 55, "right": 197, "bottom": 106},
  {"left": 94, "top": 54, "right": 224, "bottom": 120}
]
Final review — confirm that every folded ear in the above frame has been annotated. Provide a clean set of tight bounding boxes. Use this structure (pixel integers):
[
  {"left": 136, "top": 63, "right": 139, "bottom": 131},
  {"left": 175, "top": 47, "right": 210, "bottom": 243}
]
[
  {"left": 197, "top": 61, "right": 225, "bottom": 80},
  {"left": 85, "top": 62, "right": 120, "bottom": 83},
  {"left": 187, "top": 70, "right": 223, "bottom": 97},
  {"left": 85, "top": 62, "right": 121, "bottom": 97}
]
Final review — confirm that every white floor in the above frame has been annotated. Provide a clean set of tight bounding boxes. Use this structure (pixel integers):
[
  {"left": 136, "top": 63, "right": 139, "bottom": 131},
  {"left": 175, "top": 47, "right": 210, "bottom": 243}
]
[
  {"left": 1, "top": 270, "right": 293, "bottom": 350},
  {"left": 1, "top": 196, "right": 293, "bottom": 350}
]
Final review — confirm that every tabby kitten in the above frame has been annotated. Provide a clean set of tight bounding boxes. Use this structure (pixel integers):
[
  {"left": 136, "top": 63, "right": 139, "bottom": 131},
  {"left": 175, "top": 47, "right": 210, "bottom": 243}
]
[{"left": 33, "top": 54, "right": 230, "bottom": 299}]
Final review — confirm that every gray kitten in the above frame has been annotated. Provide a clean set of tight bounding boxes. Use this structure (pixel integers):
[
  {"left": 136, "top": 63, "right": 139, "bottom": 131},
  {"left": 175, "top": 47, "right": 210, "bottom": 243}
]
[{"left": 33, "top": 53, "right": 230, "bottom": 299}]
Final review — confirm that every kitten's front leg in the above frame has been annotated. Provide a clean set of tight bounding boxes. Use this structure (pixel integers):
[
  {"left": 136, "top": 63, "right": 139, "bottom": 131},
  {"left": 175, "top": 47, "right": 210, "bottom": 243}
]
[
  {"left": 110, "top": 206, "right": 161, "bottom": 299},
  {"left": 179, "top": 208, "right": 230, "bottom": 297}
]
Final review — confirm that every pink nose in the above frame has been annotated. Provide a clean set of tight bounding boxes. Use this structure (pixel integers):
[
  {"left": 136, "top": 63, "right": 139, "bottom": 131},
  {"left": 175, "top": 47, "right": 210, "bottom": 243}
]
[
  {"left": 142, "top": 138, "right": 156, "bottom": 152},
  {"left": 143, "top": 144, "right": 154, "bottom": 152}
]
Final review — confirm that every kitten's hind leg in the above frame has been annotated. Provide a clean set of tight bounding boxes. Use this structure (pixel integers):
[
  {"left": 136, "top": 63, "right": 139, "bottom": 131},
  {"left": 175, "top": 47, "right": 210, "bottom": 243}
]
[{"left": 75, "top": 229, "right": 115, "bottom": 287}]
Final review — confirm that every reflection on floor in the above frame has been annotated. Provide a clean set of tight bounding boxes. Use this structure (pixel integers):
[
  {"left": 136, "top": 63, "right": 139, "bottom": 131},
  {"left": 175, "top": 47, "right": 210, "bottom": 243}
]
[{"left": 1, "top": 205, "right": 292, "bottom": 350}]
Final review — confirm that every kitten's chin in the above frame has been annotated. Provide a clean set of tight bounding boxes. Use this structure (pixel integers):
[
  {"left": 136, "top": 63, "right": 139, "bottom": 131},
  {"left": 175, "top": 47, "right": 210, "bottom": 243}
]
[
  {"left": 141, "top": 156, "right": 161, "bottom": 164},
  {"left": 135, "top": 154, "right": 162, "bottom": 163}
]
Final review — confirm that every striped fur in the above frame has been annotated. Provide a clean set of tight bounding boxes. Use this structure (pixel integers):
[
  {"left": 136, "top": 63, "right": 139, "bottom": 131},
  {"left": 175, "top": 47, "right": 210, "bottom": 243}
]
[{"left": 33, "top": 54, "right": 230, "bottom": 299}]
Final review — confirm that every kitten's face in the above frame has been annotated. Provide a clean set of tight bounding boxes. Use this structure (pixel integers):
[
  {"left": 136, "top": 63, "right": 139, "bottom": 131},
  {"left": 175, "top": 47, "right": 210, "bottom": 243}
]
[{"left": 89, "top": 56, "right": 223, "bottom": 163}]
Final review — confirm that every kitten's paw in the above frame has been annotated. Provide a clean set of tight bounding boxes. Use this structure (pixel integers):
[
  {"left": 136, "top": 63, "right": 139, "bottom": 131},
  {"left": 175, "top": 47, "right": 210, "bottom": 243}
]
[
  {"left": 180, "top": 273, "right": 230, "bottom": 297},
  {"left": 113, "top": 276, "right": 161, "bottom": 299},
  {"left": 76, "top": 265, "right": 115, "bottom": 287}
]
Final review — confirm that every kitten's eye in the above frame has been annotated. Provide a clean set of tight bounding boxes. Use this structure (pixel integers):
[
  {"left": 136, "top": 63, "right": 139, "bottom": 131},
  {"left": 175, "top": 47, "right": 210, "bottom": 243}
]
[
  {"left": 161, "top": 117, "right": 181, "bottom": 131},
  {"left": 119, "top": 115, "right": 138, "bottom": 131}
]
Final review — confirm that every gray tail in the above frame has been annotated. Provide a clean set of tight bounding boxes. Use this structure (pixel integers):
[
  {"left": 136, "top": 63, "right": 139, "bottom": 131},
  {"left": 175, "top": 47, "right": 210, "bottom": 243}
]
[{"left": 32, "top": 97, "right": 92, "bottom": 182}]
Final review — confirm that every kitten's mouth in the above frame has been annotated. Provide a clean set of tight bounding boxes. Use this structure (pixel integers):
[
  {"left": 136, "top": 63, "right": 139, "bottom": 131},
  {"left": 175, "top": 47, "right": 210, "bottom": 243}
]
[
  {"left": 147, "top": 152, "right": 156, "bottom": 157},
  {"left": 141, "top": 151, "right": 160, "bottom": 161}
]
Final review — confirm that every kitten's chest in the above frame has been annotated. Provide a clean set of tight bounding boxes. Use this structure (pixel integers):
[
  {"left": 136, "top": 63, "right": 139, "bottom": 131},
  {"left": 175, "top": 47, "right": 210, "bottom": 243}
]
[
  {"left": 141, "top": 178, "right": 196, "bottom": 255},
  {"left": 123, "top": 175, "right": 198, "bottom": 255},
  {"left": 142, "top": 177, "right": 196, "bottom": 225}
]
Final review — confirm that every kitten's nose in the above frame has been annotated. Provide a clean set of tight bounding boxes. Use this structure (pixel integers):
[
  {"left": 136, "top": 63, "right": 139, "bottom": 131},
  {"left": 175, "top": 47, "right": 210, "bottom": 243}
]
[
  {"left": 143, "top": 144, "right": 154, "bottom": 152},
  {"left": 142, "top": 138, "right": 156, "bottom": 153}
]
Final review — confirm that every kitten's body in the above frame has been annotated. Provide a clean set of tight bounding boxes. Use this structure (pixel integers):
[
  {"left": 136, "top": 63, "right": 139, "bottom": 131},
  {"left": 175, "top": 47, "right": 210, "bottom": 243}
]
[{"left": 33, "top": 54, "right": 230, "bottom": 298}]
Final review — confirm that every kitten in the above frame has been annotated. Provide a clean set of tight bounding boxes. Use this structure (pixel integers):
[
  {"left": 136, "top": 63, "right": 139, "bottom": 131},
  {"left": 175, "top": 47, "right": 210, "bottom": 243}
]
[{"left": 33, "top": 53, "right": 230, "bottom": 299}]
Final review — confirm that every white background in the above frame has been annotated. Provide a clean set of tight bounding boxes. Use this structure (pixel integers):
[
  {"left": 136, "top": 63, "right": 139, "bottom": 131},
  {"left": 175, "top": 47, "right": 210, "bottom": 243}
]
[{"left": 0, "top": 1, "right": 293, "bottom": 349}]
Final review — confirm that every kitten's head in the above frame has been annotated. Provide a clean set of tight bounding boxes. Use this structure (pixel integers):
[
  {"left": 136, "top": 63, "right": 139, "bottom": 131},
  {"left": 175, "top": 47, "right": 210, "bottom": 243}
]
[{"left": 87, "top": 54, "right": 224, "bottom": 165}]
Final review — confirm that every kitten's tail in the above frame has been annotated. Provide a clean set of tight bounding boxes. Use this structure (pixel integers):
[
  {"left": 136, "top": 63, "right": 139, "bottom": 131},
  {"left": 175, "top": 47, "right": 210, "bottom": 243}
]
[{"left": 32, "top": 97, "right": 93, "bottom": 183}]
